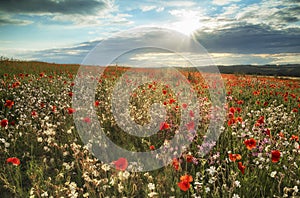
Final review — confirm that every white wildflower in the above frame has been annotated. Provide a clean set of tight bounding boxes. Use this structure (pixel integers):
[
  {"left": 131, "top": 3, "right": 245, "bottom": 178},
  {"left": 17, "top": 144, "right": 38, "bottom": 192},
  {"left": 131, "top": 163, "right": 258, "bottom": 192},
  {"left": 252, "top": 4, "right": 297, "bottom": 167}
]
[{"left": 270, "top": 171, "right": 277, "bottom": 178}]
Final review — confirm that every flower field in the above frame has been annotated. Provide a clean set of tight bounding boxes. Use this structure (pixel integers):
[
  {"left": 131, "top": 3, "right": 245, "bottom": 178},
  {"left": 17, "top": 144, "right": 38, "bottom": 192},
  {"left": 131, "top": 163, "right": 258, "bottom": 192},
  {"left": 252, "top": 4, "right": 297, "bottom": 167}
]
[{"left": 0, "top": 61, "right": 299, "bottom": 198}]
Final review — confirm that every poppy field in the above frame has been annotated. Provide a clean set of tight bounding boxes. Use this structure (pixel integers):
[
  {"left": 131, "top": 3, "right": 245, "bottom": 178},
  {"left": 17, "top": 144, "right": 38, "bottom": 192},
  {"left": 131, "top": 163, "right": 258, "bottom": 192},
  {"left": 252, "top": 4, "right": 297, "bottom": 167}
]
[{"left": 0, "top": 61, "right": 299, "bottom": 198}]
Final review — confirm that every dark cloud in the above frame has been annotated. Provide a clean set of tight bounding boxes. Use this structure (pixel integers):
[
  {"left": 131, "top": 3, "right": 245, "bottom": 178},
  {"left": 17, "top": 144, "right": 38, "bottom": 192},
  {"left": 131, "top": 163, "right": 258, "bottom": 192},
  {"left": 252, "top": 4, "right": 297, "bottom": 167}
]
[
  {"left": 26, "top": 25, "right": 300, "bottom": 64},
  {"left": 0, "top": 17, "right": 31, "bottom": 25},
  {"left": 274, "top": 6, "right": 300, "bottom": 23},
  {"left": 0, "top": 0, "right": 107, "bottom": 15},
  {"left": 28, "top": 41, "right": 99, "bottom": 63},
  {"left": 195, "top": 24, "right": 300, "bottom": 54}
]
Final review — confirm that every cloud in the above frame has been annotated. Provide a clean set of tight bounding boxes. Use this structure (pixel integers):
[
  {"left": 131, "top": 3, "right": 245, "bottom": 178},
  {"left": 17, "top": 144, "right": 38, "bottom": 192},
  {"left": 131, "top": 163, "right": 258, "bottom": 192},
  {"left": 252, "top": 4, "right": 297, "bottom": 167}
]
[
  {"left": 196, "top": 24, "right": 300, "bottom": 54},
  {"left": 162, "top": 1, "right": 196, "bottom": 7},
  {"left": 140, "top": 6, "right": 157, "bottom": 12},
  {"left": 0, "top": 0, "right": 108, "bottom": 15},
  {"left": 235, "top": 0, "right": 299, "bottom": 29},
  {"left": 0, "top": 17, "right": 33, "bottom": 26},
  {"left": 17, "top": 27, "right": 299, "bottom": 65},
  {"left": 212, "top": 0, "right": 241, "bottom": 6}
]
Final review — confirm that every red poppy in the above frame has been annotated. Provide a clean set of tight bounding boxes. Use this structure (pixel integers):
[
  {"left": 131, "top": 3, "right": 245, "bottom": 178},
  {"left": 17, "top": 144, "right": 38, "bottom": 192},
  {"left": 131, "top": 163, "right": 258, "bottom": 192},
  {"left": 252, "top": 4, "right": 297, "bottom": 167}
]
[
  {"left": 229, "top": 154, "right": 242, "bottom": 162},
  {"left": 265, "top": 128, "right": 271, "bottom": 136},
  {"left": 271, "top": 150, "right": 280, "bottom": 163},
  {"left": 290, "top": 135, "right": 299, "bottom": 142},
  {"left": 169, "top": 98, "right": 176, "bottom": 104},
  {"left": 177, "top": 174, "right": 193, "bottom": 191},
  {"left": 236, "top": 117, "right": 243, "bottom": 123},
  {"left": 292, "top": 108, "right": 298, "bottom": 113},
  {"left": 149, "top": 145, "right": 155, "bottom": 150},
  {"left": 229, "top": 107, "right": 235, "bottom": 114},
  {"left": 238, "top": 162, "right": 246, "bottom": 174},
  {"left": 172, "top": 158, "right": 180, "bottom": 171},
  {"left": 227, "top": 118, "right": 236, "bottom": 126},
  {"left": 31, "top": 111, "right": 38, "bottom": 117},
  {"left": 162, "top": 90, "right": 167, "bottom": 95},
  {"left": 52, "top": 105, "right": 56, "bottom": 112},
  {"left": 189, "top": 110, "right": 194, "bottom": 117},
  {"left": 4, "top": 100, "right": 14, "bottom": 108},
  {"left": 186, "top": 121, "right": 195, "bottom": 132},
  {"left": 160, "top": 122, "right": 170, "bottom": 130},
  {"left": 244, "top": 138, "right": 257, "bottom": 150},
  {"left": 237, "top": 100, "right": 244, "bottom": 105},
  {"left": 114, "top": 157, "right": 128, "bottom": 171},
  {"left": 40, "top": 103, "right": 45, "bottom": 108},
  {"left": 279, "top": 132, "right": 285, "bottom": 138},
  {"left": 182, "top": 103, "right": 188, "bottom": 109},
  {"left": 253, "top": 91, "right": 260, "bottom": 95},
  {"left": 67, "top": 108, "right": 76, "bottom": 114},
  {"left": 186, "top": 154, "right": 193, "bottom": 162},
  {"left": 83, "top": 117, "right": 91, "bottom": 123},
  {"left": 6, "top": 157, "right": 20, "bottom": 166},
  {"left": 68, "top": 92, "right": 73, "bottom": 97},
  {"left": 256, "top": 116, "right": 264, "bottom": 126},
  {"left": 1, "top": 119, "right": 8, "bottom": 128},
  {"left": 94, "top": 100, "right": 100, "bottom": 107}
]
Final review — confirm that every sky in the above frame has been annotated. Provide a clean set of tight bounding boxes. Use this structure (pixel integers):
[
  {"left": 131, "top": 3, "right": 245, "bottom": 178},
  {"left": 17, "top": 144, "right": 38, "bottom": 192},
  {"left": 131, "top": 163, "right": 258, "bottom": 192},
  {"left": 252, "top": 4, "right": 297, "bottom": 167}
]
[{"left": 0, "top": 0, "right": 299, "bottom": 66}]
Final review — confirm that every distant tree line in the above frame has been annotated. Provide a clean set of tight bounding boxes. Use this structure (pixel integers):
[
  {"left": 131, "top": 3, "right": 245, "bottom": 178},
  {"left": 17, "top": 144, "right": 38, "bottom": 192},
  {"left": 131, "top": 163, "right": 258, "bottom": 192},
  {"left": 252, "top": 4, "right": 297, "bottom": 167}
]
[{"left": 0, "top": 56, "right": 21, "bottom": 61}]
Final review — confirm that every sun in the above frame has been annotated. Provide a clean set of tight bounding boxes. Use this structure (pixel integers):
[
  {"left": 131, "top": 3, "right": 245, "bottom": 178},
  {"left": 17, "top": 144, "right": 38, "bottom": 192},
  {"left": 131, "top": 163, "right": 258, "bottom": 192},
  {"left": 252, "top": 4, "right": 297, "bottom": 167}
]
[{"left": 170, "top": 14, "right": 202, "bottom": 36}]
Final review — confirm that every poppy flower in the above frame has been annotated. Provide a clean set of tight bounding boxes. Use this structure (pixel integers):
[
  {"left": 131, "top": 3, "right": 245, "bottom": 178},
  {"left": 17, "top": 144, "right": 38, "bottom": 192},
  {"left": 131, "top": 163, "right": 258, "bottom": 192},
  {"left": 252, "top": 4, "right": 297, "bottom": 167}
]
[
  {"left": 236, "top": 117, "right": 243, "bottom": 123},
  {"left": 290, "top": 135, "right": 299, "bottom": 142},
  {"left": 237, "top": 100, "right": 244, "bottom": 105},
  {"left": 149, "top": 145, "right": 155, "bottom": 150},
  {"left": 31, "top": 111, "right": 38, "bottom": 117},
  {"left": 114, "top": 157, "right": 128, "bottom": 171},
  {"left": 67, "top": 108, "right": 76, "bottom": 114},
  {"left": 229, "top": 107, "right": 235, "bottom": 114},
  {"left": 229, "top": 154, "right": 242, "bottom": 162},
  {"left": 186, "top": 154, "right": 193, "bottom": 162},
  {"left": 265, "top": 128, "right": 271, "bottom": 136},
  {"left": 169, "top": 98, "right": 176, "bottom": 104},
  {"left": 172, "top": 158, "right": 180, "bottom": 171},
  {"left": 189, "top": 110, "right": 194, "bottom": 117},
  {"left": 4, "top": 100, "right": 14, "bottom": 108},
  {"left": 253, "top": 91, "right": 260, "bottom": 95},
  {"left": 160, "top": 122, "right": 170, "bottom": 130},
  {"left": 83, "top": 117, "right": 91, "bottom": 123},
  {"left": 1, "top": 119, "right": 8, "bottom": 128},
  {"left": 6, "top": 157, "right": 20, "bottom": 166},
  {"left": 162, "top": 90, "right": 167, "bottom": 95},
  {"left": 255, "top": 116, "right": 264, "bottom": 126},
  {"left": 238, "top": 162, "right": 246, "bottom": 174},
  {"left": 182, "top": 103, "right": 188, "bottom": 109},
  {"left": 279, "top": 132, "right": 284, "bottom": 138},
  {"left": 40, "top": 103, "right": 45, "bottom": 108},
  {"left": 68, "top": 92, "right": 73, "bottom": 97},
  {"left": 94, "top": 100, "right": 100, "bottom": 107},
  {"left": 177, "top": 174, "right": 193, "bottom": 191},
  {"left": 186, "top": 121, "right": 195, "bottom": 132},
  {"left": 227, "top": 118, "right": 236, "bottom": 126},
  {"left": 271, "top": 150, "right": 280, "bottom": 163},
  {"left": 244, "top": 138, "right": 257, "bottom": 150}
]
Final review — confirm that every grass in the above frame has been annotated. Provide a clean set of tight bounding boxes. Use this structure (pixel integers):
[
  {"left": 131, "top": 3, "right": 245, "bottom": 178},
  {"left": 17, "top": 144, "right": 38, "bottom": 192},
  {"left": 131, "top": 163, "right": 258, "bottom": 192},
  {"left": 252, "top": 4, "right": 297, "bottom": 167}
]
[{"left": 0, "top": 61, "right": 299, "bottom": 197}]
